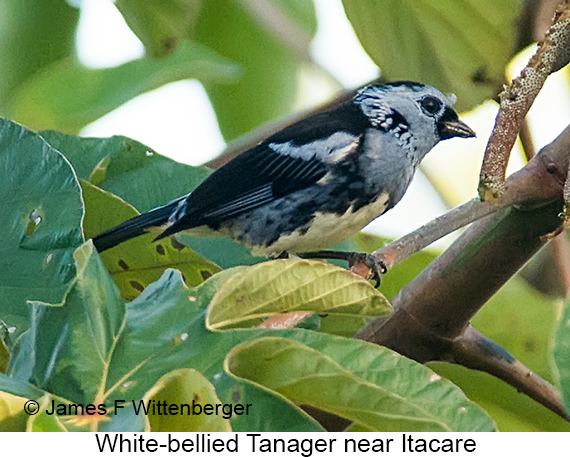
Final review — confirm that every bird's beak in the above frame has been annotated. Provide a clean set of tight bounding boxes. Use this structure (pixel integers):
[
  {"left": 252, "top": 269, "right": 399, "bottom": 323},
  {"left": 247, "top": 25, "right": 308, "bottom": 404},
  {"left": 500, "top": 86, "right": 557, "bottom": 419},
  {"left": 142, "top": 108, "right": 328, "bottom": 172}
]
[{"left": 438, "top": 108, "right": 476, "bottom": 140}]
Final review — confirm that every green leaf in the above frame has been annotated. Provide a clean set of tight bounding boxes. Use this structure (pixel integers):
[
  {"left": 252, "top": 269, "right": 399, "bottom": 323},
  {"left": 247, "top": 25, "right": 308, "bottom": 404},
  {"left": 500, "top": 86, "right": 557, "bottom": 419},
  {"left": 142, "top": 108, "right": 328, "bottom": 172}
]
[
  {"left": 27, "top": 395, "right": 66, "bottom": 432},
  {"left": 207, "top": 259, "right": 391, "bottom": 329},
  {"left": 3, "top": 245, "right": 322, "bottom": 431},
  {"left": 144, "top": 369, "right": 231, "bottom": 431},
  {"left": 177, "top": 234, "right": 265, "bottom": 269},
  {"left": 431, "top": 277, "right": 570, "bottom": 431},
  {"left": 227, "top": 336, "right": 496, "bottom": 431},
  {"left": 0, "top": 0, "right": 78, "bottom": 109},
  {"left": 553, "top": 297, "right": 570, "bottom": 416},
  {"left": 11, "top": 242, "right": 125, "bottom": 404},
  {"left": 0, "top": 327, "right": 9, "bottom": 373},
  {"left": 116, "top": 0, "right": 202, "bottom": 57},
  {"left": 104, "top": 267, "right": 324, "bottom": 431},
  {"left": 271, "top": 0, "right": 318, "bottom": 34},
  {"left": 0, "top": 119, "right": 83, "bottom": 338},
  {"left": 40, "top": 131, "right": 212, "bottom": 212},
  {"left": 9, "top": 41, "right": 240, "bottom": 133},
  {"left": 0, "top": 391, "right": 28, "bottom": 432},
  {"left": 116, "top": 0, "right": 317, "bottom": 140},
  {"left": 342, "top": 0, "right": 522, "bottom": 111},
  {"left": 0, "top": 373, "right": 46, "bottom": 401},
  {"left": 193, "top": 0, "right": 314, "bottom": 140},
  {"left": 81, "top": 181, "right": 219, "bottom": 300}
]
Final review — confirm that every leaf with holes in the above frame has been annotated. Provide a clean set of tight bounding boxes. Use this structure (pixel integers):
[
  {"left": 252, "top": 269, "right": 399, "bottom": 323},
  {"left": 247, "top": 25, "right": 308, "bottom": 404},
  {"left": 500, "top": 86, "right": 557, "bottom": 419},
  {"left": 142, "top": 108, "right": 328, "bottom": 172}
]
[
  {"left": 342, "top": 0, "right": 522, "bottom": 112},
  {"left": 1, "top": 244, "right": 323, "bottom": 432},
  {"left": 81, "top": 181, "right": 219, "bottom": 300},
  {"left": 7, "top": 243, "right": 125, "bottom": 405},
  {"left": 0, "top": 119, "right": 83, "bottom": 339},
  {"left": 226, "top": 336, "right": 496, "bottom": 432},
  {"left": 207, "top": 259, "right": 392, "bottom": 329}
]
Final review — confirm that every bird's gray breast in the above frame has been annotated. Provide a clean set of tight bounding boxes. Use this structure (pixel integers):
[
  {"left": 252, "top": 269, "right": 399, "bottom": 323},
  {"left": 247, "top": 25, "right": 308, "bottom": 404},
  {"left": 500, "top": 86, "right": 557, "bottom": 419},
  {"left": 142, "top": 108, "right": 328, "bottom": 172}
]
[{"left": 358, "top": 128, "right": 417, "bottom": 209}]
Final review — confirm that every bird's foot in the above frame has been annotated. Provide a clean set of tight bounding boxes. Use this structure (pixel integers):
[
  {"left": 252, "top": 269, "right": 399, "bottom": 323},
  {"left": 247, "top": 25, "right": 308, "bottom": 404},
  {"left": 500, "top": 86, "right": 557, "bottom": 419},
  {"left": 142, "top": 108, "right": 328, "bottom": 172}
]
[
  {"left": 298, "top": 250, "right": 387, "bottom": 287},
  {"left": 345, "top": 252, "right": 387, "bottom": 287}
]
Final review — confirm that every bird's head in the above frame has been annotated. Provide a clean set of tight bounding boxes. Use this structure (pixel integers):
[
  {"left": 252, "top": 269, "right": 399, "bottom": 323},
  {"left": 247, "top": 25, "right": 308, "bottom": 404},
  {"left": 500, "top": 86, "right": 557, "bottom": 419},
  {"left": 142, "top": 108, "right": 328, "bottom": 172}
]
[{"left": 355, "top": 81, "right": 475, "bottom": 160}]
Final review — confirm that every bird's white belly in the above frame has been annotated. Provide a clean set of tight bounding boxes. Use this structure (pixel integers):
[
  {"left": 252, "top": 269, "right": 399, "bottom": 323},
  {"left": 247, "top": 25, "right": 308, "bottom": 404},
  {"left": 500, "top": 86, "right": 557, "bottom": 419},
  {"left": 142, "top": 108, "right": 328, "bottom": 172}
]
[{"left": 255, "top": 192, "right": 390, "bottom": 256}]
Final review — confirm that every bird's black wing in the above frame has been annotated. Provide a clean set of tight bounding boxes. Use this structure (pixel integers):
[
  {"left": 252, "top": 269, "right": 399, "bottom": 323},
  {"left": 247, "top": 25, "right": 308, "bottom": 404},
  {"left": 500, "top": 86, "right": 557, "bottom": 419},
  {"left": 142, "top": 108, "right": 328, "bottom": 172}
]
[{"left": 157, "top": 101, "right": 370, "bottom": 238}]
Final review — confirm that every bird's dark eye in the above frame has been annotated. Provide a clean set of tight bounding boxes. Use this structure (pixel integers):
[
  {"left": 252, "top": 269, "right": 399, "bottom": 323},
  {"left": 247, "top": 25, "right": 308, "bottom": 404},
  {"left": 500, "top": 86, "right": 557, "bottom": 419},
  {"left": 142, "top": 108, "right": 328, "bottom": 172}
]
[{"left": 420, "top": 96, "right": 443, "bottom": 115}]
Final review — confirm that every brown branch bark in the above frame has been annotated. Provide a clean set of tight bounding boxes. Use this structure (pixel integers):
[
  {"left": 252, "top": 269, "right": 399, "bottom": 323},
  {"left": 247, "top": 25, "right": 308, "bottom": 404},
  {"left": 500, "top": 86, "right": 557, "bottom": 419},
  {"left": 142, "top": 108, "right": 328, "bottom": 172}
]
[{"left": 356, "top": 125, "right": 570, "bottom": 420}]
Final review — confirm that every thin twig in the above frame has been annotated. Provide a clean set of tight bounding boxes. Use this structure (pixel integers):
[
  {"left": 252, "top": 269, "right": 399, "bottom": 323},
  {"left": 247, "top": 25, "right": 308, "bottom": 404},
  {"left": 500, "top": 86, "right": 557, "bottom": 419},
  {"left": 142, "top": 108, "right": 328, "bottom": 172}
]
[
  {"left": 478, "top": 1, "right": 570, "bottom": 202},
  {"left": 372, "top": 199, "right": 494, "bottom": 270}
]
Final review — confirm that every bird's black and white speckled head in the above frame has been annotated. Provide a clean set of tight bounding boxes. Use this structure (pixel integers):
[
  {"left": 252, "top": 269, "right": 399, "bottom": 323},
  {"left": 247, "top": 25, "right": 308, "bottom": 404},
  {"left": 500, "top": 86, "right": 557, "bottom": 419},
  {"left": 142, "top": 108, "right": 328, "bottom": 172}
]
[{"left": 355, "top": 82, "right": 474, "bottom": 163}]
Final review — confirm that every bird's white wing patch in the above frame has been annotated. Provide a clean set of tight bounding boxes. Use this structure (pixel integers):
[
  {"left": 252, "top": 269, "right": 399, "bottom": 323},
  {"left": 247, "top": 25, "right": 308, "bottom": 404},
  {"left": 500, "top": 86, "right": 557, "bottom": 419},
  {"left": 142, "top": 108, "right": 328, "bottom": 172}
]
[{"left": 269, "top": 131, "right": 359, "bottom": 163}]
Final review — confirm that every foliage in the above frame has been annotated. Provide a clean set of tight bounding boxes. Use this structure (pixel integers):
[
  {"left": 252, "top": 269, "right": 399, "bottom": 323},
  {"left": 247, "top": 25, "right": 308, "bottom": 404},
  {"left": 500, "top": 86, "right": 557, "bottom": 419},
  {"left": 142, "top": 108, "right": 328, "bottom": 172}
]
[{"left": 0, "top": 0, "right": 569, "bottom": 433}]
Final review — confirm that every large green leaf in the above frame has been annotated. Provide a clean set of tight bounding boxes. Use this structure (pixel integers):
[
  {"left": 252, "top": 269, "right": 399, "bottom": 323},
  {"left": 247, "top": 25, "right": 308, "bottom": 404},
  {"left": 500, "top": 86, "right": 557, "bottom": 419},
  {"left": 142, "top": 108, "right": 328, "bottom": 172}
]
[
  {"left": 207, "top": 259, "right": 391, "bottom": 329},
  {"left": 0, "top": 0, "right": 78, "bottom": 109},
  {"left": 0, "top": 119, "right": 83, "bottom": 338},
  {"left": 193, "top": 0, "right": 316, "bottom": 140},
  {"left": 81, "top": 181, "right": 219, "bottom": 300},
  {"left": 9, "top": 41, "right": 240, "bottom": 133},
  {"left": 114, "top": 0, "right": 316, "bottom": 138},
  {"left": 8, "top": 243, "right": 125, "bottom": 404},
  {"left": 227, "top": 336, "right": 495, "bottom": 431},
  {"left": 342, "top": 0, "right": 522, "bottom": 111},
  {"left": 3, "top": 244, "right": 323, "bottom": 432},
  {"left": 4, "top": 238, "right": 490, "bottom": 432}
]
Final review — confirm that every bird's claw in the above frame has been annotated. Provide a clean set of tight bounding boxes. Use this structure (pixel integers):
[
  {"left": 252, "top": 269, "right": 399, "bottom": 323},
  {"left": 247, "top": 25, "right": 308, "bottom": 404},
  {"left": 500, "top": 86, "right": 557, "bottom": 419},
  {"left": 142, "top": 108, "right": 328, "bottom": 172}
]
[{"left": 347, "top": 252, "right": 387, "bottom": 287}]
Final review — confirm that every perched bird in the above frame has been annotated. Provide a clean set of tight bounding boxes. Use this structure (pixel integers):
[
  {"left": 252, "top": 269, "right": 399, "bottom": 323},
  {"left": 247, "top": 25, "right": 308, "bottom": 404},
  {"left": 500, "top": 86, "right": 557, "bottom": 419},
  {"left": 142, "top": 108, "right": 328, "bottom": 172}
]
[{"left": 93, "top": 81, "right": 475, "bottom": 284}]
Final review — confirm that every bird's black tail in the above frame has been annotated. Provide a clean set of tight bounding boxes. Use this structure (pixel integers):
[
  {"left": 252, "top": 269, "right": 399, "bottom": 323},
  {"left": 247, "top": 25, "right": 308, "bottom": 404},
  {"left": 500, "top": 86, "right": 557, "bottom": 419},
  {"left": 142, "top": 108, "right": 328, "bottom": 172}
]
[{"left": 92, "top": 199, "right": 182, "bottom": 252}]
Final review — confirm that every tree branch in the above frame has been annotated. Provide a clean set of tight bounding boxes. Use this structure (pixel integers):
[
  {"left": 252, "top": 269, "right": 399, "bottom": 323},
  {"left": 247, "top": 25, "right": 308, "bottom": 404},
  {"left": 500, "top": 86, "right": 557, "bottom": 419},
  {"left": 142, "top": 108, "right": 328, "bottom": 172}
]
[
  {"left": 356, "top": 125, "right": 570, "bottom": 420},
  {"left": 449, "top": 326, "right": 570, "bottom": 421},
  {"left": 478, "top": 1, "right": 570, "bottom": 202}
]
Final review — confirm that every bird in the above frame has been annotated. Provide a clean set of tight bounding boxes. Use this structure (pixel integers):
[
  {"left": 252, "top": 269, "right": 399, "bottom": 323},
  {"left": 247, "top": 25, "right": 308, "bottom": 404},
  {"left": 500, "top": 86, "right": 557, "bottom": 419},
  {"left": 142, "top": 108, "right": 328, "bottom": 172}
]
[{"left": 93, "top": 81, "right": 475, "bottom": 285}]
